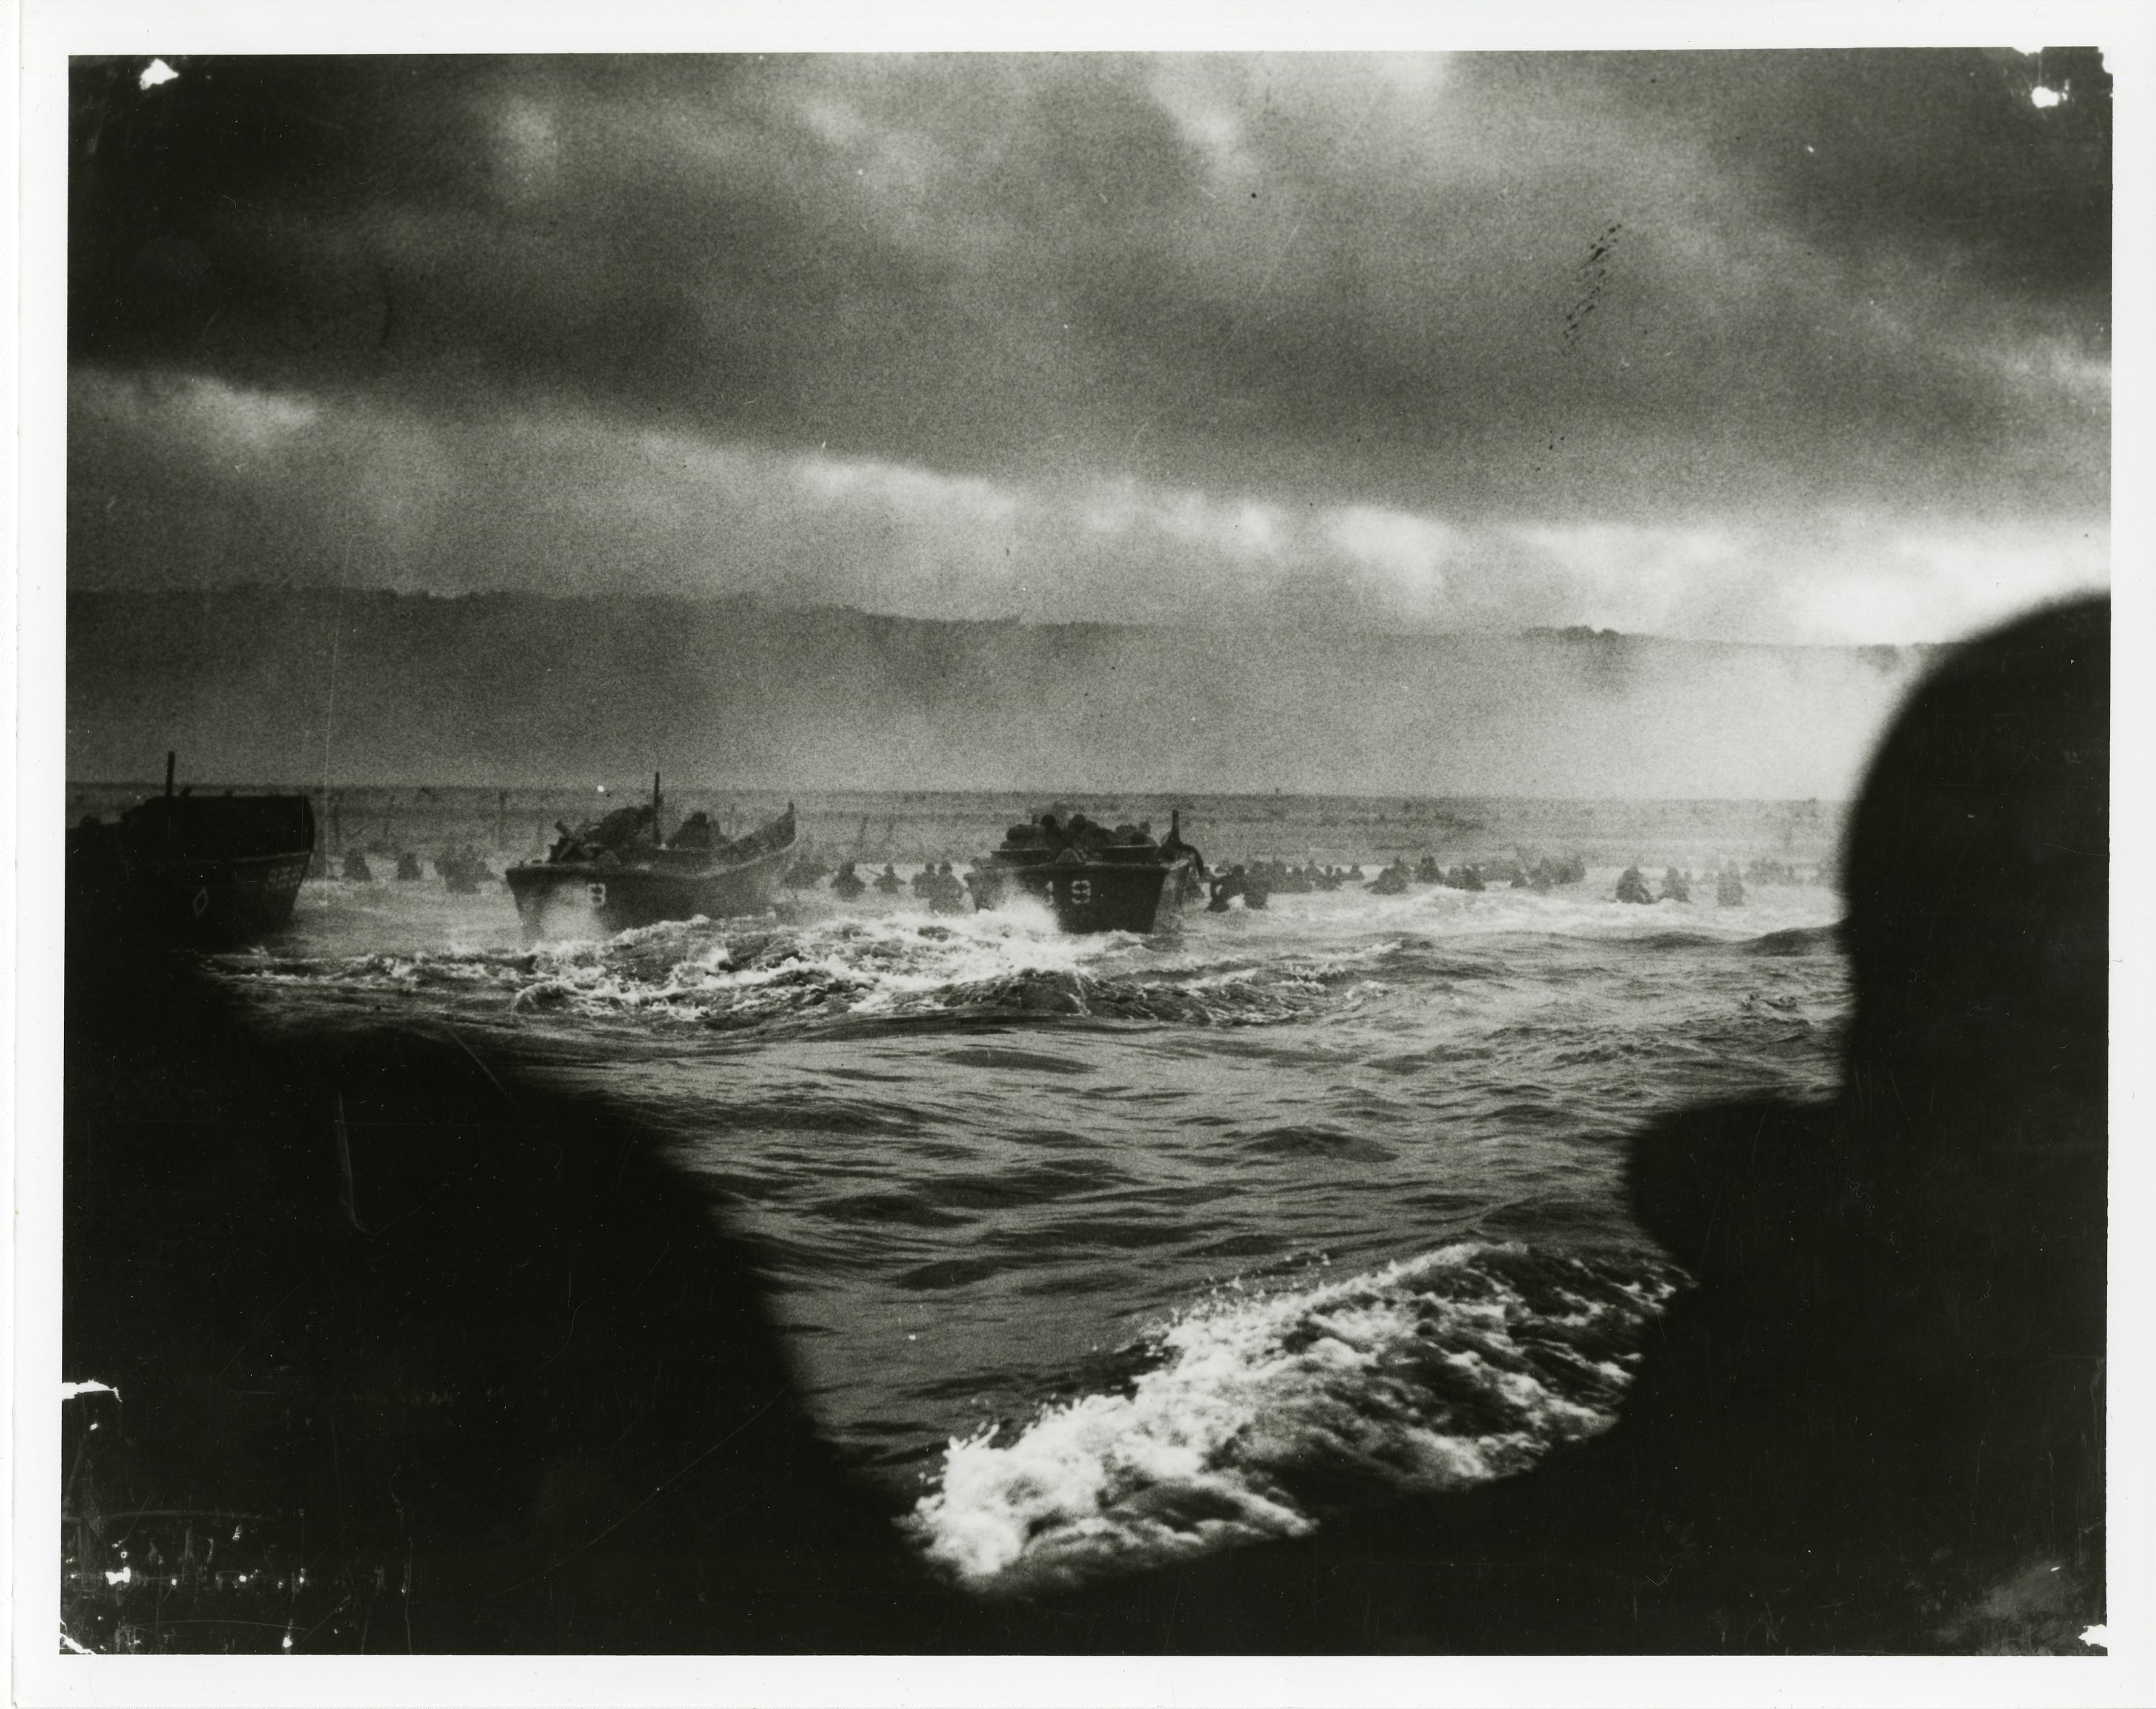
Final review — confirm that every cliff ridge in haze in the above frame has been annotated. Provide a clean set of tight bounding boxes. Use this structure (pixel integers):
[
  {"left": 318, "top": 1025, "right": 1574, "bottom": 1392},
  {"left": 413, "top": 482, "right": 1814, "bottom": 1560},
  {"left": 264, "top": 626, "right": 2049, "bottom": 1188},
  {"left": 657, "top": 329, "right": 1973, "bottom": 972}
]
[{"left": 67, "top": 589, "right": 1932, "bottom": 798}]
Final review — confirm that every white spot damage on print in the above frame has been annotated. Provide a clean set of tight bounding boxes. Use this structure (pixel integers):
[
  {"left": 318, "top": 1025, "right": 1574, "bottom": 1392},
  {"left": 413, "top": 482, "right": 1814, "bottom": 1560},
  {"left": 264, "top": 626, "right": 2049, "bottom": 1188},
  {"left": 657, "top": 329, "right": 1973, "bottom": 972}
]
[
  {"left": 60, "top": 1379, "right": 121, "bottom": 1402},
  {"left": 138, "top": 58, "right": 179, "bottom": 91}
]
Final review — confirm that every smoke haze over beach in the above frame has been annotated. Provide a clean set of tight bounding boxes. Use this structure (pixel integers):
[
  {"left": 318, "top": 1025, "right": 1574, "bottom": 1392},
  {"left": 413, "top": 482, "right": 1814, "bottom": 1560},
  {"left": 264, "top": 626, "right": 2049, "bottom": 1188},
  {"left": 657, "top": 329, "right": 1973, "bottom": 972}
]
[
  {"left": 70, "top": 588, "right": 1929, "bottom": 798},
  {"left": 68, "top": 48, "right": 2109, "bottom": 646}
]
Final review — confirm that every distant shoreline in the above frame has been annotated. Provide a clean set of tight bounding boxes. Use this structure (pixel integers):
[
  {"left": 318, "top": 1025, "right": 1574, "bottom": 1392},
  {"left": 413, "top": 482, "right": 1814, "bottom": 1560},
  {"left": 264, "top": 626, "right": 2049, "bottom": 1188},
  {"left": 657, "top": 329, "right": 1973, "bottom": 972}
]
[
  {"left": 65, "top": 779, "right": 1855, "bottom": 808},
  {"left": 65, "top": 588, "right": 1931, "bottom": 800}
]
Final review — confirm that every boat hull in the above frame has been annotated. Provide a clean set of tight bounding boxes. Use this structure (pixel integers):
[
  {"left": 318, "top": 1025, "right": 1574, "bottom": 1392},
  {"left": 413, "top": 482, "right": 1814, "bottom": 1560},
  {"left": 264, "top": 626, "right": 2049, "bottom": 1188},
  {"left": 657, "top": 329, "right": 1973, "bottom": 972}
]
[
  {"left": 68, "top": 793, "right": 318, "bottom": 953},
  {"left": 504, "top": 809, "right": 797, "bottom": 937},
  {"left": 71, "top": 850, "right": 313, "bottom": 950},
  {"left": 987, "top": 856, "right": 1195, "bottom": 934},
  {"left": 506, "top": 863, "right": 787, "bottom": 935}
]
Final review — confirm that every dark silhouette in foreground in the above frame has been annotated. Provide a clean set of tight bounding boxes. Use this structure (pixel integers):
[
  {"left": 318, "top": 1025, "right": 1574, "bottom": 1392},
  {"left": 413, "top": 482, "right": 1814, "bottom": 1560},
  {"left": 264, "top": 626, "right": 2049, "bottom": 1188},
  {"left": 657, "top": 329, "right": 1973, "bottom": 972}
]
[
  {"left": 1020, "top": 597, "right": 2107, "bottom": 1652},
  {"left": 61, "top": 599, "right": 2105, "bottom": 1652}
]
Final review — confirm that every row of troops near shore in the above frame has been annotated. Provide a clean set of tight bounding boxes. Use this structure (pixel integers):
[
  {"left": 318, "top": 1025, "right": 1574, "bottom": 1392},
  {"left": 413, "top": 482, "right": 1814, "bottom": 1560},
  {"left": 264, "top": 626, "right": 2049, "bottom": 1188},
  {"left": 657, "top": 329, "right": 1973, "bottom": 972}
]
[
  {"left": 783, "top": 840, "right": 1816, "bottom": 912},
  {"left": 787, "top": 808, "right": 1193, "bottom": 913}
]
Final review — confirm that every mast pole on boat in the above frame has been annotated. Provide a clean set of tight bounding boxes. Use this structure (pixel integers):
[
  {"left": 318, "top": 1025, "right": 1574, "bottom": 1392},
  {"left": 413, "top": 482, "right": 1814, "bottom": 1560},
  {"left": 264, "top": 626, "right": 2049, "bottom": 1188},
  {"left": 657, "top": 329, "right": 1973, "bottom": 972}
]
[
  {"left": 652, "top": 770, "right": 663, "bottom": 847},
  {"left": 165, "top": 751, "right": 176, "bottom": 799}
]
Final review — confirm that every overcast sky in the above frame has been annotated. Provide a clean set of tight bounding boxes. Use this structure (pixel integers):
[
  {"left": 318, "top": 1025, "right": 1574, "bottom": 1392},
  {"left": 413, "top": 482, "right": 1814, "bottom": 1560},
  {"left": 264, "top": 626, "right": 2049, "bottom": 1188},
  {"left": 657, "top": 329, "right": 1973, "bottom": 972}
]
[{"left": 67, "top": 47, "right": 2110, "bottom": 643}]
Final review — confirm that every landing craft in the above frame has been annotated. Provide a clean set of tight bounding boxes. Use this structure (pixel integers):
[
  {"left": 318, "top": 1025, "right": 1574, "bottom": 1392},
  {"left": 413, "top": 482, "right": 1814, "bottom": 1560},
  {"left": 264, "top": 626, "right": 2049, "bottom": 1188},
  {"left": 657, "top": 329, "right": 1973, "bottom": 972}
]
[
  {"left": 972, "top": 808, "right": 1206, "bottom": 933},
  {"left": 504, "top": 771, "right": 798, "bottom": 937},
  {"left": 67, "top": 751, "right": 315, "bottom": 950}
]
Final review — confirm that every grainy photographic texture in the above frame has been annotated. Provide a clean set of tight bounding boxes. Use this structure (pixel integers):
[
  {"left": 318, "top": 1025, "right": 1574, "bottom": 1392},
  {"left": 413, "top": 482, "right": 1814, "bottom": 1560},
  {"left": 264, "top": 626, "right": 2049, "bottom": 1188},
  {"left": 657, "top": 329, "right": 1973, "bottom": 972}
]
[{"left": 61, "top": 48, "right": 2109, "bottom": 1659}]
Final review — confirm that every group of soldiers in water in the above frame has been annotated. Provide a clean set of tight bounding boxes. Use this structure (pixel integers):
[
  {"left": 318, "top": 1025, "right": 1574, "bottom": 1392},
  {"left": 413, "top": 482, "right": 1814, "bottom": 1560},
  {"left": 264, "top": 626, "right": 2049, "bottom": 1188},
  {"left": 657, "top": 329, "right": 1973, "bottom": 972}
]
[
  {"left": 1356, "top": 851, "right": 1592, "bottom": 898},
  {"left": 765, "top": 817, "right": 1818, "bottom": 916},
  {"left": 529, "top": 793, "right": 1819, "bottom": 920},
  {"left": 783, "top": 808, "right": 1204, "bottom": 916},
  {"left": 810, "top": 857, "right": 970, "bottom": 913},
  {"left": 1612, "top": 856, "right": 1821, "bottom": 907},
  {"left": 335, "top": 840, "right": 491, "bottom": 892},
  {"left": 1198, "top": 850, "right": 1594, "bottom": 908}
]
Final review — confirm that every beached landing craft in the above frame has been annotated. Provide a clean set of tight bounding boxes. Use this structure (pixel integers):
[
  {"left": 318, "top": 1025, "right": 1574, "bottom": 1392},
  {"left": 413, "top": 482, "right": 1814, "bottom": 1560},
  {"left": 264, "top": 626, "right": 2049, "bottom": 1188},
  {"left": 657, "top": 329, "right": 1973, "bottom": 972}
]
[
  {"left": 970, "top": 808, "right": 1206, "bottom": 933},
  {"left": 66, "top": 751, "right": 316, "bottom": 951},
  {"left": 504, "top": 774, "right": 797, "bottom": 937}
]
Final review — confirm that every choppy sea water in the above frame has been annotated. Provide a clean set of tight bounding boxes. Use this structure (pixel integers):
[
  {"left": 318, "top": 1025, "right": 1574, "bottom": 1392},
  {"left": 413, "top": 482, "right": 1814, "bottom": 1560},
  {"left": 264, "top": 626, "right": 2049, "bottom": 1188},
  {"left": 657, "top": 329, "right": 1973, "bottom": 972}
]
[{"left": 153, "top": 787, "right": 1848, "bottom": 1594}]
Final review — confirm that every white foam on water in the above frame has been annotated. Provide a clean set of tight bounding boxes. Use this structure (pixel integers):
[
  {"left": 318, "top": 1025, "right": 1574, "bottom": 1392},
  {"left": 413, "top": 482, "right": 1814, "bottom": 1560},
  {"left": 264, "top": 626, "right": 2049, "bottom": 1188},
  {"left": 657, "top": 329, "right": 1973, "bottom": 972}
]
[
  {"left": 909, "top": 1242, "right": 1672, "bottom": 1592},
  {"left": 504, "top": 900, "right": 1127, "bottom": 1022},
  {"left": 218, "top": 861, "right": 1840, "bottom": 1034},
  {"left": 231, "top": 891, "right": 1142, "bottom": 1023},
  {"left": 1229, "top": 874, "right": 1839, "bottom": 946}
]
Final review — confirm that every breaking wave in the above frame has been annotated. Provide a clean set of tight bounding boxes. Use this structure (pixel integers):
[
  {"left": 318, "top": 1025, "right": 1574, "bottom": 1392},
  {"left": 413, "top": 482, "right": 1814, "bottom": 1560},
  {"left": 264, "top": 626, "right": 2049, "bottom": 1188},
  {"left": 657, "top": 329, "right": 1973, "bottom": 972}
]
[
  {"left": 211, "top": 906, "right": 1406, "bottom": 1033},
  {"left": 908, "top": 1241, "right": 1680, "bottom": 1592},
  {"left": 210, "top": 874, "right": 1839, "bottom": 1043}
]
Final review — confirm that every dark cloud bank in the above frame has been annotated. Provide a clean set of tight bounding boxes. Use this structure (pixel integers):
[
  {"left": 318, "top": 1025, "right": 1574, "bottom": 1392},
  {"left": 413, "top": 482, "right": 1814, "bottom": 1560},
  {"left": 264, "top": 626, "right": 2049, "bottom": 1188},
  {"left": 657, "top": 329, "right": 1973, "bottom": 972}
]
[{"left": 67, "top": 50, "right": 2109, "bottom": 648}]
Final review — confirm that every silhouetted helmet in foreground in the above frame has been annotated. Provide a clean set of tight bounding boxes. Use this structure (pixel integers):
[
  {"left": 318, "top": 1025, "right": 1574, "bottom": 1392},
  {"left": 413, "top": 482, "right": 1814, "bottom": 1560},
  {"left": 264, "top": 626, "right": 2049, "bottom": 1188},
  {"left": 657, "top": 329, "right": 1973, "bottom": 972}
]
[{"left": 1839, "top": 596, "right": 2108, "bottom": 1151}]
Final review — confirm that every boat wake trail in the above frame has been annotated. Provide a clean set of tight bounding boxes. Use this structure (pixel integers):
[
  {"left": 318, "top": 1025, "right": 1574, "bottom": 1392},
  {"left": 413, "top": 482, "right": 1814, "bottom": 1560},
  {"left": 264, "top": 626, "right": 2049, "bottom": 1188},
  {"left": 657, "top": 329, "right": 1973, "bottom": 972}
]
[{"left": 908, "top": 1241, "right": 1680, "bottom": 1592}]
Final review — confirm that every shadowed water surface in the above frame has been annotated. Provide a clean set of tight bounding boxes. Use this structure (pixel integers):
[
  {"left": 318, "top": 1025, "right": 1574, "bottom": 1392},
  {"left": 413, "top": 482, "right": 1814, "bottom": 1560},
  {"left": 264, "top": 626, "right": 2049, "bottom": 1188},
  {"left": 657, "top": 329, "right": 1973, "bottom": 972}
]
[{"left": 199, "top": 793, "right": 1847, "bottom": 1590}]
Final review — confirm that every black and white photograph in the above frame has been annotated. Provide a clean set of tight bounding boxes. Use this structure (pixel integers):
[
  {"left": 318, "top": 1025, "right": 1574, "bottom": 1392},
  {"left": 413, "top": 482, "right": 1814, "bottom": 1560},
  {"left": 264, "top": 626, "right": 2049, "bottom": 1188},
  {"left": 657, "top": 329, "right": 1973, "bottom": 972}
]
[{"left": 13, "top": 4, "right": 2147, "bottom": 1701}]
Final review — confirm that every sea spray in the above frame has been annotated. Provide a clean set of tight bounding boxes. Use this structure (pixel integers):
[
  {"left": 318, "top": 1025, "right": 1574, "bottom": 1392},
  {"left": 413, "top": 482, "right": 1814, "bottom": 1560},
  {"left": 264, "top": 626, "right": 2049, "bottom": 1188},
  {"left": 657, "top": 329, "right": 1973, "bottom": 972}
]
[
  {"left": 212, "top": 904, "right": 1417, "bottom": 1032},
  {"left": 909, "top": 1242, "right": 1680, "bottom": 1591}
]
